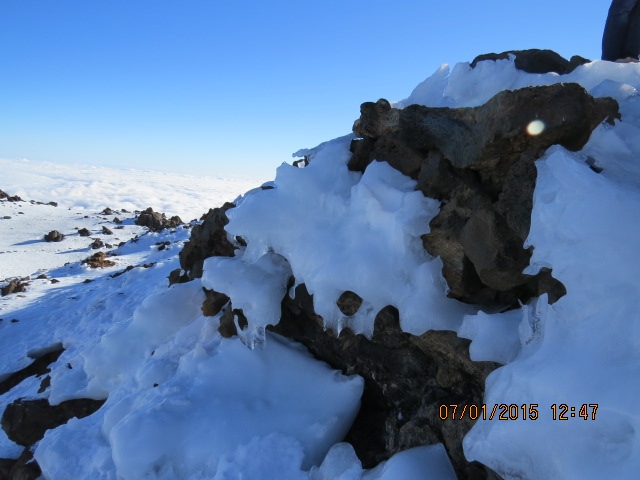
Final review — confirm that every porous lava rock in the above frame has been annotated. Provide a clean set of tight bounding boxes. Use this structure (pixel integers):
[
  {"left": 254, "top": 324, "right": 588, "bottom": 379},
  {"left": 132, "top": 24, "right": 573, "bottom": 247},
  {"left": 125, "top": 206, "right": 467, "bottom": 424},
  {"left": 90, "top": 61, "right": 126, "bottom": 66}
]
[
  {"left": 82, "top": 251, "right": 116, "bottom": 268},
  {"left": 270, "top": 284, "right": 500, "bottom": 479},
  {"left": 43, "top": 230, "right": 65, "bottom": 242},
  {"left": 1, "top": 397, "right": 105, "bottom": 447},
  {"left": 349, "top": 82, "right": 618, "bottom": 308},
  {"left": 470, "top": 49, "right": 590, "bottom": 74},
  {"left": 0, "top": 190, "right": 23, "bottom": 202},
  {"left": 178, "top": 202, "right": 236, "bottom": 279},
  {"left": 1, "top": 279, "right": 28, "bottom": 297},
  {"left": 135, "top": 207, "right": 183, "bottom": 232}
]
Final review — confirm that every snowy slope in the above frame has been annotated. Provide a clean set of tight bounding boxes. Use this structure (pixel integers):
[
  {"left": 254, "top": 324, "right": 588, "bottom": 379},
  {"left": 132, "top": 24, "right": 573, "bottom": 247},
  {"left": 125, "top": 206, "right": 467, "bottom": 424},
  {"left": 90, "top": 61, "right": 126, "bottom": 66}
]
[{"left": 1, "top": 56, "right": 639, "bottom": 480}]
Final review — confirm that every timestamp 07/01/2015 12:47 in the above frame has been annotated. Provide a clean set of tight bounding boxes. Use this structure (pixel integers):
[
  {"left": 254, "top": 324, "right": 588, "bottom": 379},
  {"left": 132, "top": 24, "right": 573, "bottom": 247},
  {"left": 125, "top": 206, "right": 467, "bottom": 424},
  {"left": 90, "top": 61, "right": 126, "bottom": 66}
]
[{"left": 438, "top": 403, "right": 599, "bottom": 421}]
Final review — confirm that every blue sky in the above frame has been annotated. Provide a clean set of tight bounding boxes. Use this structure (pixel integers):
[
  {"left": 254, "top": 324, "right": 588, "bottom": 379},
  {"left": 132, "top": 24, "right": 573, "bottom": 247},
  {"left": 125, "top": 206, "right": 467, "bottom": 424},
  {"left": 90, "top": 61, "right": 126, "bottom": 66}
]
[{"left": 1, "top": 1, "right": 610, "bottom": 180}]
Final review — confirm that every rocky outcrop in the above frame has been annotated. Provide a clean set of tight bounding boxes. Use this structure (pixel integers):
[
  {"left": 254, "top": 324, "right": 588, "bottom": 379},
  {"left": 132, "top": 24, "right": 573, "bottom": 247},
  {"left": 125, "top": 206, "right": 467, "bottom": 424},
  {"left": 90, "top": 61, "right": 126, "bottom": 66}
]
[
  {"left": 1, "top": 279, "right": 28, "bottom": 297},
  {"left": 175, "top": 56, "right": 619, "bottom": 479},
  {"left": 135, "top": 207, "right": 183, "bottom": 232},
  {"left": 270, "top": 285, "right": 500, "bottom": 479},
  {"left": 177, "top": 203, "right": 236, "bottom": 280},
  {"left": 0, "top": 190, "right": 23, "bottom": 202},
  {"left": 470, "top": 49, "right": 590, "bottom": 74},
  {"left": 349, "top": 83, "right": 618, "bottom": 308},
  {"left": 2, "top": 398, "right": 105, "bottom": 447},
  {"left": 82, "top": 252, "right": 116, "bottom": 268},
  {"left": 43, "top": 230, "right": 64, "bottom": 242}
]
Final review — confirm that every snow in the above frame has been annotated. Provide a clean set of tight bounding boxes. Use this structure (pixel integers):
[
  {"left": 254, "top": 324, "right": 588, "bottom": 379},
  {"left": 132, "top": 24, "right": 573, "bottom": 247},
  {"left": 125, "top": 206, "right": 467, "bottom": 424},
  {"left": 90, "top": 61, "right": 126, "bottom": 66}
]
[{"left": 1, "top": 54, "right": 640, "bottom": 479}]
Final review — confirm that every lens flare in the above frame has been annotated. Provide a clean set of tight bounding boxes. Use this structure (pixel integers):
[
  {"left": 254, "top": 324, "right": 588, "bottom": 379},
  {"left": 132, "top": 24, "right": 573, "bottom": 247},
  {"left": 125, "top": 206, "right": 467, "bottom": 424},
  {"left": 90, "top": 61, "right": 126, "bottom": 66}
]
[{"left": 527, "top": 120, "right": 545, "bottom": 136}]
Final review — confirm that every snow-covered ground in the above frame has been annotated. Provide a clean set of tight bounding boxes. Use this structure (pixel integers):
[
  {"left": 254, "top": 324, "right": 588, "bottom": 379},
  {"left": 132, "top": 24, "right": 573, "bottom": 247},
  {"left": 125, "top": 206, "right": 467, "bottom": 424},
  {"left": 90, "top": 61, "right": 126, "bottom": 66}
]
[{"left": 1, "top": 55, "right": 640, "bottom": 479}]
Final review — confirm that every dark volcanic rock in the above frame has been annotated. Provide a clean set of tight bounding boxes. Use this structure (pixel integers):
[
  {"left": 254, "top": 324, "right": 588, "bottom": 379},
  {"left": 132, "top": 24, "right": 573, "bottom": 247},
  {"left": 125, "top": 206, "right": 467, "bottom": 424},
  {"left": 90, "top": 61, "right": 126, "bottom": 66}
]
[
  {"left": 90, "top": 238, "right": 104, "bottom": 249},
  {"left": 82, "top": 252, "right": 116, "bottom": 268},
  {"left": 1, "top": 279, "right": 28, "bottom": 297},
  {"left": 350, "top": 82, "right": 617, "bottom": 308},
  {"left": 78, "top": 228, "right": 91, "bottom": 237},
  {"left": 0, "top": 448, "right": 41, "bottom": 480},
  {"left": 470, "top": 49, "right": 590, "bottom": 74},
  {"left": 0, "top": 345, "right": 64, "bottom": 396},
  {"left": 179, "top": 202, "right": 236, "bottom": 279},
  {"left": 135, "top": 207, "right": 183, "bottom": 232},
  {"left": 102, "top": 226, "right": 113, "bottom": 235},
  {"left": 44, "top": 230, "right": 65, "bottom": 242},
  {"left": 0, "top": 190, "right": 23, "bottom": 202},
  {"left": 1, "top": 397, "right": 105, "bottom": 447},
  {"left": 271, "top": 284, "right": 500, "bottom": 479}
]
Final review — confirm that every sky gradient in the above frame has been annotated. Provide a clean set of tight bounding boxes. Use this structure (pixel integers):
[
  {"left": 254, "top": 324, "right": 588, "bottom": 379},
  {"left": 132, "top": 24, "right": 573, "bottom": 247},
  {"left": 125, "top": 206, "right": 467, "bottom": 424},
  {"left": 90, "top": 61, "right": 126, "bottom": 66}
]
[{"left": 1, "top": 1, "right": 611, "bottom": 180}]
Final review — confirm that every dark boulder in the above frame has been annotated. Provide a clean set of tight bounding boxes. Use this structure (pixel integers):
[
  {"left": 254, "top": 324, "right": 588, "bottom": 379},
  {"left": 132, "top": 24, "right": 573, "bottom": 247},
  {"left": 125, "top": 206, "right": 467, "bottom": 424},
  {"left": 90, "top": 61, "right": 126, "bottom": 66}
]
[
  {"left": 78, "top": 228, "right": 91, "bottom": 237},
  {"left": 102, "top": 226, "right": 113, "bottom": 235},
  {"left": 350, "top": 83, "right": 618, "bottom": 309},
  {"left": 1, "top": 279, "right": 28, "bottom": 297},
  {"left": 82, "top": 252, "right": 116, "bottom": 268},
  {"left": 178, "top": 203, "right": 236, "bottom": 279},
  {"left": 0, "top": 190, "right": 23, "bottom": 202},
  {"left": 44, "top": 231, "right": 64, "bottom": 242},
  {"left": 135, "top": 207, "right": 182, "bottom": 232},
  {"left": 470, "top": 49, "right": 590, "bottom": 74},
  {"left": 0, "top": 448, "right": 41, "bottom": 480},
  {"left": 1, "top": 397, "right": 105, "bottom": 447}
]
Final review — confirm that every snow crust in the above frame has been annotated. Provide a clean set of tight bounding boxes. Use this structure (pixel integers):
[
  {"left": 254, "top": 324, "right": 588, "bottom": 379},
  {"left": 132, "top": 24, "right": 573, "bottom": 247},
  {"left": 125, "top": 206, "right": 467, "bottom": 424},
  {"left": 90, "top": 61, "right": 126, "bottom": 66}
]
[{"left": 1, "top": 55, "right": 639, "bottom": 479}]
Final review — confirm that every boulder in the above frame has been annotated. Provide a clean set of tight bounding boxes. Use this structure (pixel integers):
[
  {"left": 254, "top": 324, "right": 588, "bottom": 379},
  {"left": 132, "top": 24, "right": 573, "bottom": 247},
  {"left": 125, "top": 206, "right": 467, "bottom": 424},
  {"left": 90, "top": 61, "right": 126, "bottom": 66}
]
[
  {"left": 178, "top": 202, "right": 236, "bottom": 279},
  {"left": 470, "top": 49, "right": 590, "bottom": 74},
  {"left": 135, "top": 207, "right": 182, "bottom": 232},
  {"left": 43, "top": 230, "right": 64, "bottom": 242},
  {"left": 1, "top": 279, "right": 28, "bottom": 297},
  {"left": 82, "top": 252, "right": 116, "bottom": 268},
  {"left": 1, "top": 397, "right": 105, "bottom": 447},
  {"left": 349, "top": 83, "right": 618, "bottom": 308}
]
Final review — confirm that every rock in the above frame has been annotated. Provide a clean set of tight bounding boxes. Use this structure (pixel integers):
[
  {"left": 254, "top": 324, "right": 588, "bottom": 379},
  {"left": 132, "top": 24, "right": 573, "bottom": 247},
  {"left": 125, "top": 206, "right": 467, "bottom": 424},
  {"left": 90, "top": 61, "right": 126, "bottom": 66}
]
[
  {"left": 270, "top": 284, "right": 500, "bottom": 479},
  {"left": 78, "top": 228, "right": 91, "bottom": 237},
  {"left": 102, "top": 226, "right": 113, "bottom": 235},
  {"left": 1, "top": 279, "right": 28, "bottom": 297},
  {"left": 135, "top": 207, "right": 183, "bottom": 232},
  {"left": 0, "top": 190, "right": 23, "bottom": 202},
  {"left": 178, "top": 203, "right": 237, "bottom": 279},
  {"left": 43, "top": 230, "right": 64, "bottom": 242},
  {"left": 1, "top": 397, "right": 105, "bottom": 447},
  {"left": 0, "top": 345, "right": 64, "bottom": 396},
  {"left": 36, "top": 274, "right": 47, "bottom": 280},
  {"left": 82, "top": 252, "right": 116, "bottom": 268},
  {"left": 113, "top": 217, "right": 122, "bottom": 224},
  {"left": 47, "top": 201, "right": 58, "bottom": 207},
  {"left": 349, "top": 82, "right": 617, "bottom": 309},
  {"left": 0, "top": 448, "right": 41, "bottom": 480},
  {"left": 470, "top": 49, "right": 590, "bottom": 74},
  {"left": 90, "top": 238, "right": 104, "bottom": 249},
  {"left": 101, "top": 207, "right": 114, "bottom": 215}
]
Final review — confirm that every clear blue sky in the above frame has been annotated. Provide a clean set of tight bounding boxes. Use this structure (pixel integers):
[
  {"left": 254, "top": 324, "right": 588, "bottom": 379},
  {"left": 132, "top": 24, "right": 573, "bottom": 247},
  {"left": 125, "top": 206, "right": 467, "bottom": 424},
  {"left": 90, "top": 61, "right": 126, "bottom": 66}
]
[{"left": 1, "top": 1, "right": 610, "bottom": 180}]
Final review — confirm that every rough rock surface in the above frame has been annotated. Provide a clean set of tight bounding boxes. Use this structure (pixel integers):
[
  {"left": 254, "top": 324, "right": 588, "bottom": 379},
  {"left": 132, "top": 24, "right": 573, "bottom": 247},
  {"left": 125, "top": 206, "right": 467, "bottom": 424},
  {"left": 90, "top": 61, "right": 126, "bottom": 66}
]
[
  {"left": 1, "top": 398, "right": 105, "bottom": 447},
  {"left": 270, "top": 284, "right": 500, "bottom": 479},
  {"left": 470, "top": 49, "right": 590, "bottom": 74},
  {"left": 135, "top": 207, "right": 183, "bottom": 232},
  {"left": 178, "top": 202, "right": 236, "bottom": 280},
  {"left": 82, "top": 251, "right": 116, "bottom": 268},
  {"left": 43, "top": 230, "right": 64, "bottom": 242},
  {"left": 0, "top": 190, "right": 23, "bottom": 202},
  {"left": 0, "top": 448, "right": 41, "bottom": 480},
  {"left": 1, "top": 279, "right": 28, "bottom": 297},
  {"left": 349, "top": 82, "right": 618, "bottom": 308}
]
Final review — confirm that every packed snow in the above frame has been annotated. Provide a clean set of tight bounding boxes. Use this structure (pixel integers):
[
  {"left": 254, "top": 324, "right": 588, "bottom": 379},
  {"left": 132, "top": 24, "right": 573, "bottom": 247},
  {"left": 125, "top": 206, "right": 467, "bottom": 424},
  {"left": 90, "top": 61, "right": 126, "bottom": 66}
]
[{"left": 1, "top": 54, "right": 639, "bottom": 479}]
